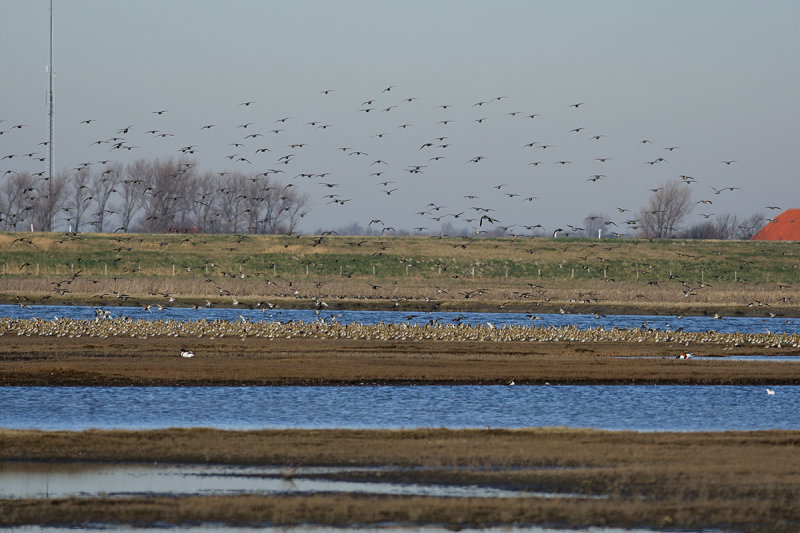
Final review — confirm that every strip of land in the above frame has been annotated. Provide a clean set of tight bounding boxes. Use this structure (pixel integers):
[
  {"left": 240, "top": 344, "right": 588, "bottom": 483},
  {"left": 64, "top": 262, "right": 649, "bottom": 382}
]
[
  {"left": 2, "top": 428, "right": 799, "bottom": 532},
  {"left": 0, "top": 335, "right": 798, "bottom": 386},
  {"left": 1, "top": 232, "right": 798, "bottom": 317}
]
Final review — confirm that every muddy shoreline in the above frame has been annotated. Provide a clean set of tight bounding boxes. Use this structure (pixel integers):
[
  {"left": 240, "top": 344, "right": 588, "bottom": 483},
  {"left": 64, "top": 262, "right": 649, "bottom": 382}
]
[
  {"left": 1, "top": 335, "right": 798, "bottom": 386},
  {"left": 2, "top": 428, "right": 800, "bottom": 531}
]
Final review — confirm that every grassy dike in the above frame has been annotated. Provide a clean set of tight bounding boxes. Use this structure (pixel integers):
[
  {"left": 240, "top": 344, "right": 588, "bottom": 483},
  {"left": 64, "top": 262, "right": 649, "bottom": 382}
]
[{"left": 0, "top": 231, "right": 797, "bottom": 315}]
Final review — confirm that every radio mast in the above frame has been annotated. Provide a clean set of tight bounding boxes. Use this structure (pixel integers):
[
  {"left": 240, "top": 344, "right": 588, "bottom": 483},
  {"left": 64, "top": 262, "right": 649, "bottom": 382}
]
[{"left": 47, "top": 0, "right": 54, "bottom": 183}]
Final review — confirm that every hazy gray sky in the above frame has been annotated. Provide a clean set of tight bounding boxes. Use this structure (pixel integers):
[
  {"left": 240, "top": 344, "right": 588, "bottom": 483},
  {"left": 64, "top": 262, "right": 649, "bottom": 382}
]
[{"left": 2, "top": 1, "right": 798, "bottom": 235}]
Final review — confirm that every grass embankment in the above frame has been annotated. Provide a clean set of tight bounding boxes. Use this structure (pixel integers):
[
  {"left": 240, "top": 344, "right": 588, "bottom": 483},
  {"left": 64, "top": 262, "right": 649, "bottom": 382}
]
[
  {"left": 2, "top": 428, "right": 799, "bottom": 531},
  {"left": 0, "top": 231, "right": 797, "bottom": 315}
]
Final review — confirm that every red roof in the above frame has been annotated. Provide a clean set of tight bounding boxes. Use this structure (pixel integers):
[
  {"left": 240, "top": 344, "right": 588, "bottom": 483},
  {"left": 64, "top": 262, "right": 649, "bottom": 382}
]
[{"left": 751, "top": 209, "right": 800, "bottom": 241}]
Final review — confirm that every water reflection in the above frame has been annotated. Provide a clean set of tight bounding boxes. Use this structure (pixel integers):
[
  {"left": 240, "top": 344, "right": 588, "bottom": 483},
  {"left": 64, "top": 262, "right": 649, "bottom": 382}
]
[{"left": 0, "top": 462, "right": 595, "bottom": 501}]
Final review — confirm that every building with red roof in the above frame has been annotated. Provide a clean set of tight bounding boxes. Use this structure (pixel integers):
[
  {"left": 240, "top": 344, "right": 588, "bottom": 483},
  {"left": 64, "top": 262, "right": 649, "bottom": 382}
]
[{"left": 751, "top": 209, "right": 800, "bottom": 241}]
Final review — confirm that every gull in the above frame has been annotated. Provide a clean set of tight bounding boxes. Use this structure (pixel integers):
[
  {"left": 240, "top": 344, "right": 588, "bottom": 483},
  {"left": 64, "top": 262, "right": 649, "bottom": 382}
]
[
  {"left": 721, "top": 160, "right": 737, "bottom": 165},
  {"left": 766, "top": 388, "right": 775, "bottom": 395},
  {"left": 569, "top": 102, "right": 584, "bottom": 108},
  {"left": 180, "top": 348, "right": 195, "bottom": 358}
]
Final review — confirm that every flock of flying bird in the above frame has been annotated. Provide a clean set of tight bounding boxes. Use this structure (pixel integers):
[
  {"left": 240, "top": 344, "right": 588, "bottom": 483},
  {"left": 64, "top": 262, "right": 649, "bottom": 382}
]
[{"left": 0, "top": 84, "right": 765, "bottom": 236}]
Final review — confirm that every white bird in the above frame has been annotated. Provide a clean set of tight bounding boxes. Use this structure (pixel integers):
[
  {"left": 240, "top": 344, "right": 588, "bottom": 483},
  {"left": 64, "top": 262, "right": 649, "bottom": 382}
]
[
  {"left": 180, "top": 348, "right": 195, "bottom": 358},
  {"left": 766, "top": 388, "right": 775, "bottom": 395},
  {"left": 508, "top": 380, "right": 515, "bottom": 386}
]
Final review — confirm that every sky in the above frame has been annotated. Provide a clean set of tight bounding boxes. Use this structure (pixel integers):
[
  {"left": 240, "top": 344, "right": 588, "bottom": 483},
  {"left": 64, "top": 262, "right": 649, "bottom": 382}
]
[{"left": 1, "top": 0, "right": 798, "bottom": 235}]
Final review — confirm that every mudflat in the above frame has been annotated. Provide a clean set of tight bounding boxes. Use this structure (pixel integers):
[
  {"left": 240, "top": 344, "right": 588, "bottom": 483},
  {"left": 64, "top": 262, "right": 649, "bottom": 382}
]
[
  {"left": 2, "top": 427, "right": 800, "bottom": 532},
  {"left": 0, "top": 334, "right": 798, "bottom": 386}
]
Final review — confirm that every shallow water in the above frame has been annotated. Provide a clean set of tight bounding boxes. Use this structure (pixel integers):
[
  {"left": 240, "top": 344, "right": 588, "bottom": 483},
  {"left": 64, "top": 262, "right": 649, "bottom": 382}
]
[
  {"left": 2, "top": 303, "right": 798, "bottom": 334},
  {"left": 2, "top": 385, "right": 797, "bottom": 432},
  {"left": 0, "top": 462, "right": 594, "bottom": 501}
]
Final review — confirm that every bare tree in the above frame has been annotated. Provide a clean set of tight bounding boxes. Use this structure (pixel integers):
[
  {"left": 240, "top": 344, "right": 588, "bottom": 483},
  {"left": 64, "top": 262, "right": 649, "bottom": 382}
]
[
  {"left": 736, "top": 212, "right": 766, "bottom": 239},
  {"left": 264, "top": 183, "right": 309, "bottom": 234},
  {"left": 190, "top": 171, "right": 216, "bottom": 231},
  {"left": 31, "top": 174, "right": 67, "bottom": 232},
  {"left": 0, "top": 172, "right": 37, "bottom": 230},
  {"left": 117, "top": 159, "right": 149, "bottom": 232},
  {"left": 89, "top": 163, "right": 122, "bottom": 232},
  {"left": 137, "top": 158, "right": 195, "bottom": 232},
  {"left": 637, "top": 179, "right": 693, "bottom": 238},
  {"left": 582, "top": 213, "right": 614, "bottom": 238},
  {"left": 65, "top": 167, "right": 93, "bottom": 232},
  {"left": 212, "top": 172, "right": 249, "bottom": 233}
]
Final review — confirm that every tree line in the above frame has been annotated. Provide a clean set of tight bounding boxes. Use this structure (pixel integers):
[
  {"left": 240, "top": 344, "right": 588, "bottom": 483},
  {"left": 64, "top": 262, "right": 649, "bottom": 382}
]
[{"left": 0, "top": 158, "right": 308, "bottom": 234}]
